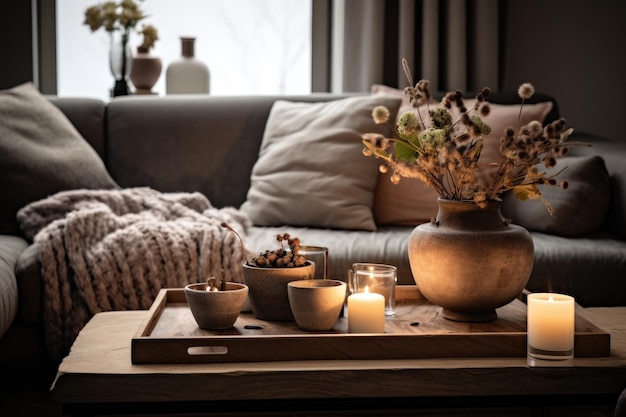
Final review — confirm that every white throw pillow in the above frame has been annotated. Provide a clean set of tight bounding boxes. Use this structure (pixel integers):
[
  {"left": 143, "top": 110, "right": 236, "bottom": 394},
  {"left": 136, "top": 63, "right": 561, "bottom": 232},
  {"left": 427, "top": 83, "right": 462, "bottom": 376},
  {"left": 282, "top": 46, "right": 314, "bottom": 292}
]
[{"left": 241, "top": 95, "right": 401, "bottom": 231}]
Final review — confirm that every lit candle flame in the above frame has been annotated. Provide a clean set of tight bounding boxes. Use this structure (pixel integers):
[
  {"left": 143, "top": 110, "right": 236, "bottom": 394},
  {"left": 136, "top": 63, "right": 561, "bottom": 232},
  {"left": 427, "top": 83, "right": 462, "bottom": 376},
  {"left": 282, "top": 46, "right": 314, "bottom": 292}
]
[{"left": 548, "top": 295, "right": 554, "bottom": 302}]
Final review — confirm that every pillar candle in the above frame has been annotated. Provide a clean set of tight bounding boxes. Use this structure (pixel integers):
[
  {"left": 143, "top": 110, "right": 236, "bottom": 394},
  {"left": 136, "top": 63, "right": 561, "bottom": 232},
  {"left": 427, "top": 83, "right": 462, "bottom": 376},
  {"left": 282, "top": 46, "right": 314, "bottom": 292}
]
[
  {"left": 347, "top": 290, "right": 385, "bottom": 333},
  {"left": 527, "top": 293, "right": 575, "bottom": 357}
]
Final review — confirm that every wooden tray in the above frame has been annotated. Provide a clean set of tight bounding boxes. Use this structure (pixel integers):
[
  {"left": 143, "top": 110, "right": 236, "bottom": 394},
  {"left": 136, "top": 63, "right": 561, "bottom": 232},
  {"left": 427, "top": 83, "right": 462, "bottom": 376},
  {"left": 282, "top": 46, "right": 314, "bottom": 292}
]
[{"left": 131, "top": 286, "right": 610, "bottom": 364}]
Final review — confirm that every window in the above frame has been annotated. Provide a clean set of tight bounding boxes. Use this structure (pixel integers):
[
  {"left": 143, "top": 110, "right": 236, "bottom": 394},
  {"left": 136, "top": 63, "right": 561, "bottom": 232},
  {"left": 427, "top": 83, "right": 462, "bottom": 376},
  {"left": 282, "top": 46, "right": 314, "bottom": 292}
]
[{"left": 56, "top": 0, "right": 312, "bottom": 100}]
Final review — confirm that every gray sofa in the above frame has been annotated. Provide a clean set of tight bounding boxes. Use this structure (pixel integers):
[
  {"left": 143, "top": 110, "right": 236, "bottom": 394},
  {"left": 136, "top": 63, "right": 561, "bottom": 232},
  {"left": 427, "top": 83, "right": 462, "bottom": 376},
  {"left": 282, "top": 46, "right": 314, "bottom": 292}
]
[{"left": 1, "top": 85, "right": 626, "bottom": 400}]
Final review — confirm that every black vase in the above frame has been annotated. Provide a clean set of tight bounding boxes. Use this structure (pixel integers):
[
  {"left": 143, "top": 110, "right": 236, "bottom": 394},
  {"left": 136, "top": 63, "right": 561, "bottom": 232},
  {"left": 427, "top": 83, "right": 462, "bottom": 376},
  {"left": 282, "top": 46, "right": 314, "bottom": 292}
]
[{"left": 112, "top": 79, "right": 130, "bottom": 97}]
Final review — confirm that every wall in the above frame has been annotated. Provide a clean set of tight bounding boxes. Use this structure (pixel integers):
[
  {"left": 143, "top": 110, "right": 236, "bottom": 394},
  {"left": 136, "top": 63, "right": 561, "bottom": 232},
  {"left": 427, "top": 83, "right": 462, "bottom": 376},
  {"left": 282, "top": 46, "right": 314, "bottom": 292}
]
[
  {"left": 1, "top": 1, "right": 34, "bottom": 89},
  {"left": 2, "top": 0, "right": 625, "bottom": 143},
  {"left": 503, "top": 0, "right": 625, "bottom": 142}
]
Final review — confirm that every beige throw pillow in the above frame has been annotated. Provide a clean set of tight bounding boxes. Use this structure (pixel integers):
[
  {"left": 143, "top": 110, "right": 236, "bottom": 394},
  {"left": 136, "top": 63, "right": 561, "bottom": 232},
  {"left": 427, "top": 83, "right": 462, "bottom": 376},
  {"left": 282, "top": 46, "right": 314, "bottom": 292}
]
[
  {"left": 370, "top": 85, "right": 553, "bottom": 225},
  {"left": 240, "top": 95, "right": 401, "bottom": 231}
]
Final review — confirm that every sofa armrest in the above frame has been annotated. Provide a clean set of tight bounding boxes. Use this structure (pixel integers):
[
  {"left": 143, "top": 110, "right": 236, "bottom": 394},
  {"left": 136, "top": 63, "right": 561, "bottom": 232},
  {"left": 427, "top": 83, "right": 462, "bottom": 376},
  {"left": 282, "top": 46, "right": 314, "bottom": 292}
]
[
  {"left": 15, "top": 243, "right": 43, "bottom": 325},
  {"left": 0, "top": 235, "right": 28, "bottom": 338}
]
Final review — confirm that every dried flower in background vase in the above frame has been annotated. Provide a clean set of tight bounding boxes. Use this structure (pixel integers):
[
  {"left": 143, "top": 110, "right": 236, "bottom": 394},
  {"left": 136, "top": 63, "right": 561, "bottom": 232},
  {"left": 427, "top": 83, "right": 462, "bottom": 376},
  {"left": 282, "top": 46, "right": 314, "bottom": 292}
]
[
  {"left": 83, "top": 0, "right": 157, "bottom": 97},
  {"left": 129, "top": 24, "right": 162, "bottom": 94}
]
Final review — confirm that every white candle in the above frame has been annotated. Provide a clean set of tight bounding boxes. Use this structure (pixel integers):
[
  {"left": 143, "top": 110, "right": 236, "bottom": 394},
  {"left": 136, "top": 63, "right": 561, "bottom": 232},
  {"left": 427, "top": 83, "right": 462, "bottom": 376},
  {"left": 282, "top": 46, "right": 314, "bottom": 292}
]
[
  {"left": 527, "top": 293, "right": 575, "bottom": 358},
  {"left": 347, "top": 289, "right": 385, "bottom": 333}
]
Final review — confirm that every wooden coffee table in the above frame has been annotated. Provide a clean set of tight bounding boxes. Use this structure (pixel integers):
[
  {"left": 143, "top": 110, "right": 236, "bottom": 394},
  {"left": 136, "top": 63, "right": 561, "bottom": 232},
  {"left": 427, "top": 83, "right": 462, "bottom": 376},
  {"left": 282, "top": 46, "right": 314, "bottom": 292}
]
[{"left": 50, "top": 305, "right": 626, "bottom": 416}]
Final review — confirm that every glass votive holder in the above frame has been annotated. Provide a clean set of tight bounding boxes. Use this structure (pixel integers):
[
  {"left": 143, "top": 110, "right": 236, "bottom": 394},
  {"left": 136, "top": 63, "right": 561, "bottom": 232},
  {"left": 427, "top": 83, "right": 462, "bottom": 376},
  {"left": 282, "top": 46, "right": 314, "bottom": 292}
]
[
  {"left": 349, "top": 263, "right": 397, "bottom": 316},
  {"left": 298, "top": 245, "right": 328, "bottom": 279},
  {"left": 527, "top": 292, "right": 575, "bottom": 362}
]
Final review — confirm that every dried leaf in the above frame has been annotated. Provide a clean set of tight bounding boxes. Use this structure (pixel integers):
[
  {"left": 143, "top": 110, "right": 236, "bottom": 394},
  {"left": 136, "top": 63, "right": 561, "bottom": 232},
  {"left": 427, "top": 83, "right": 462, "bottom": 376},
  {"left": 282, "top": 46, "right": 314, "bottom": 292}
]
[
  {"left": 362, "top": 140, "right": 391, "bottom": 161},
  {"left": 395, "top": 142, "right": 417, "bottom": 163}
]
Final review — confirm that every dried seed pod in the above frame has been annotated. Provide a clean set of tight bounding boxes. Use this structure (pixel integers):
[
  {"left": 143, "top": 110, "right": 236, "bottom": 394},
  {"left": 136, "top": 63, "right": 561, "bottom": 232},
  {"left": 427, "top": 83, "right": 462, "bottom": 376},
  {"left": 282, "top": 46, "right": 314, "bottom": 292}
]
[{"left": 250, "top": 232, "right": 308, "bottom": 267}]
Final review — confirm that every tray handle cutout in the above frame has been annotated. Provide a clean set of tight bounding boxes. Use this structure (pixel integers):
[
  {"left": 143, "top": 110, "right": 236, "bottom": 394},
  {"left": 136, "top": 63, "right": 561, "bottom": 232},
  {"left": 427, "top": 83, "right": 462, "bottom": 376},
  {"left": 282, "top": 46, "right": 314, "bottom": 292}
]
[{"left": 187, "top": 346, "right": 229, "bottom": 356}]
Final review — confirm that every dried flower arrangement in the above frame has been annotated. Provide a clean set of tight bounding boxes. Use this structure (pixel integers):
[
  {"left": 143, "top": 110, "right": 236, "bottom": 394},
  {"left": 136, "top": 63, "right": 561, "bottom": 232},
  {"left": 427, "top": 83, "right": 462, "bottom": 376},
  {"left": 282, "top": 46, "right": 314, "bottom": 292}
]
[
  {"left": 84, "top": 0, "right": 146, "bottom": 33},
  {"left": 362, "top": 59, "right": 589, "bottom": 214},
  {"left": 138, "top": 24, "right": 159, "bottom": 52},
  {"left": 84, "top": 0, "right": 158, "bottom": 51},
  {"left": 84, "top": 0, "right": 159, "bottom": 96}
]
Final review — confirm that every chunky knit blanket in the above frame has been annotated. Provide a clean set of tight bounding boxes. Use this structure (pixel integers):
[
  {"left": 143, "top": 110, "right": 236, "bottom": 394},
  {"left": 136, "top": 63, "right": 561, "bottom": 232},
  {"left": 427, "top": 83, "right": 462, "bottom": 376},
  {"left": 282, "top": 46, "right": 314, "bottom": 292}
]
[{"left": 17, "top": 187, "right": 251, "bottom": 361}]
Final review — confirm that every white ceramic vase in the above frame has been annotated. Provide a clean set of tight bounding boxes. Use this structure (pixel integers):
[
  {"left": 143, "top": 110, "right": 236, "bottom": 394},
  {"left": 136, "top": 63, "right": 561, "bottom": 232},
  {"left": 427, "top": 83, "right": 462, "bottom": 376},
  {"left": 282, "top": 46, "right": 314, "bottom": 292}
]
[{"left": 166, "top": 37, "right": 210, "bottom": 94}]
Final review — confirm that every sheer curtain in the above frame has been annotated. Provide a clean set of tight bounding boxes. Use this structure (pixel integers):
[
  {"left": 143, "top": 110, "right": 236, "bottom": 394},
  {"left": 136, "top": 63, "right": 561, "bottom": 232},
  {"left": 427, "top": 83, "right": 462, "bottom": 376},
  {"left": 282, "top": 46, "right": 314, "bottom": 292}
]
[{"left": 321, "top": 0, "right": 503, "bottom": 94}]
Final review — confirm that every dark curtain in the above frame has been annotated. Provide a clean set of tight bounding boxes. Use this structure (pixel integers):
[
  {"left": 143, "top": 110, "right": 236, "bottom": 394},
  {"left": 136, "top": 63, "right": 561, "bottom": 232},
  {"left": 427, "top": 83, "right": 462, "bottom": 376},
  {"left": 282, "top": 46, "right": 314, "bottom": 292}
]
[{"left": 320, "top": 0, "right": 505, "bottom": 93}]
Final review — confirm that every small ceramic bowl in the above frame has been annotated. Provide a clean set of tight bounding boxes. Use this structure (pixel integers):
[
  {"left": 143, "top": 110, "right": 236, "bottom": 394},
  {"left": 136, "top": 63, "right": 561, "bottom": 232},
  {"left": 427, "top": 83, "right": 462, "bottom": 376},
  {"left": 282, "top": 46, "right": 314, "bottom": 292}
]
[
  {"left": 287, "top": 279, "right": 347, "bottom": 331},
  {"left": 184, "top": 282, "right": 248, "bottom": 330},
  {"left": 242, "top": 261, "right": 315, "bottom": 321}
]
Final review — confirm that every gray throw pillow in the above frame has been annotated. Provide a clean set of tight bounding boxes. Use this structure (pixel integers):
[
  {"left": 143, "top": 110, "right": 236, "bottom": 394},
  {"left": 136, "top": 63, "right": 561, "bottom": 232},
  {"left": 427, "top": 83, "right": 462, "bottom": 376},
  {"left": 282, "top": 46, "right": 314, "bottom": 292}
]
[
  {"left": 501, "top": 156, "right": 610, "bottom": 237},
  {"left": 0, "top": 83, "right": 119, "bottom": 236},
  {"left": 241, "top": 95, "right": 401, "bottom": 231}
]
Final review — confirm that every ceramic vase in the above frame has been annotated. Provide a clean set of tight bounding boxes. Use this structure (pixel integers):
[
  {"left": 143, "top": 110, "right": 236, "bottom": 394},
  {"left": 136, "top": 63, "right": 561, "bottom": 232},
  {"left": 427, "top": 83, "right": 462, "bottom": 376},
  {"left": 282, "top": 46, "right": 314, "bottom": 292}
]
[
  {"left": 242, "top": 261, "right": 315, "bottom": 321},
  {"left": 109, "top": 30, "right": 132, "bottom": 97},
  {"left": 166, "top": 37, "right": 210, "bottom": 94},
  {"left": 408, "top": 198, "right": 534, "bottom": 322},
  {"left": 130, "top": 46, "right": 162, "bottom": 94}
]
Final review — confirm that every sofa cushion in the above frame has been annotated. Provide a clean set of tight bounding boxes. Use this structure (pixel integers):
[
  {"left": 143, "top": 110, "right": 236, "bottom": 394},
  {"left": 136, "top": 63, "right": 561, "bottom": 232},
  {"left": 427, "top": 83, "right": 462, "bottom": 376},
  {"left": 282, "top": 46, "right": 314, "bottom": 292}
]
[
  {"left": 370, "top": 85, "right": 553, "bottom": 226},
  {"left": 247, "top": 225, "right": 415, "bottom": 285},
  {"left": 241, "top": 95, "right": 401, "bottom": 231},
  {"left": 248, "top": 225, "right": 626, "bottom": 306},
  {"left": 47, "top": 96, "right": 108, "bottom": 162},
  {"left": 105, "top": 94, "right": 353, "bottom": 209},
  {"left": 501, "top": 155, "right": 611, "bottom": 237},
  {"left": 0, "top": 83, "right": 119, "bottom": 236},
  {"left": 527, "top": 231, "right": 626, "bottom": 307}
]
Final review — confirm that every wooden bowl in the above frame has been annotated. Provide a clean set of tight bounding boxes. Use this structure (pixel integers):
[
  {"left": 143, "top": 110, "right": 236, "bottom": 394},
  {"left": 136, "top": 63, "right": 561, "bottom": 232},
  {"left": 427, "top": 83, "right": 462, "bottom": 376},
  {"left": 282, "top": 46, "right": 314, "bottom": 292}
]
[
  {"left": 288, "top": 279, "right": 346, "bottom": 331},
  {"left": 184, "top": 282, "right": 248, "bottom": 329}
]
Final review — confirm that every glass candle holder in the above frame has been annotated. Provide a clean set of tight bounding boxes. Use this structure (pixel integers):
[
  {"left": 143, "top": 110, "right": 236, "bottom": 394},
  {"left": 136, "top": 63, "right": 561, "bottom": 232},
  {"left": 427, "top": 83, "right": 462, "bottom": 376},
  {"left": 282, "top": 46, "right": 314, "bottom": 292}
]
[
  {"left": 298, "top": 245, "right": 328, "bottom": 279},
  {"left": 527, "top": 292, "right": 575, "bottom": 361},
  {"left": 349, "top": 263, "right": 397, "bottom": 316}
]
